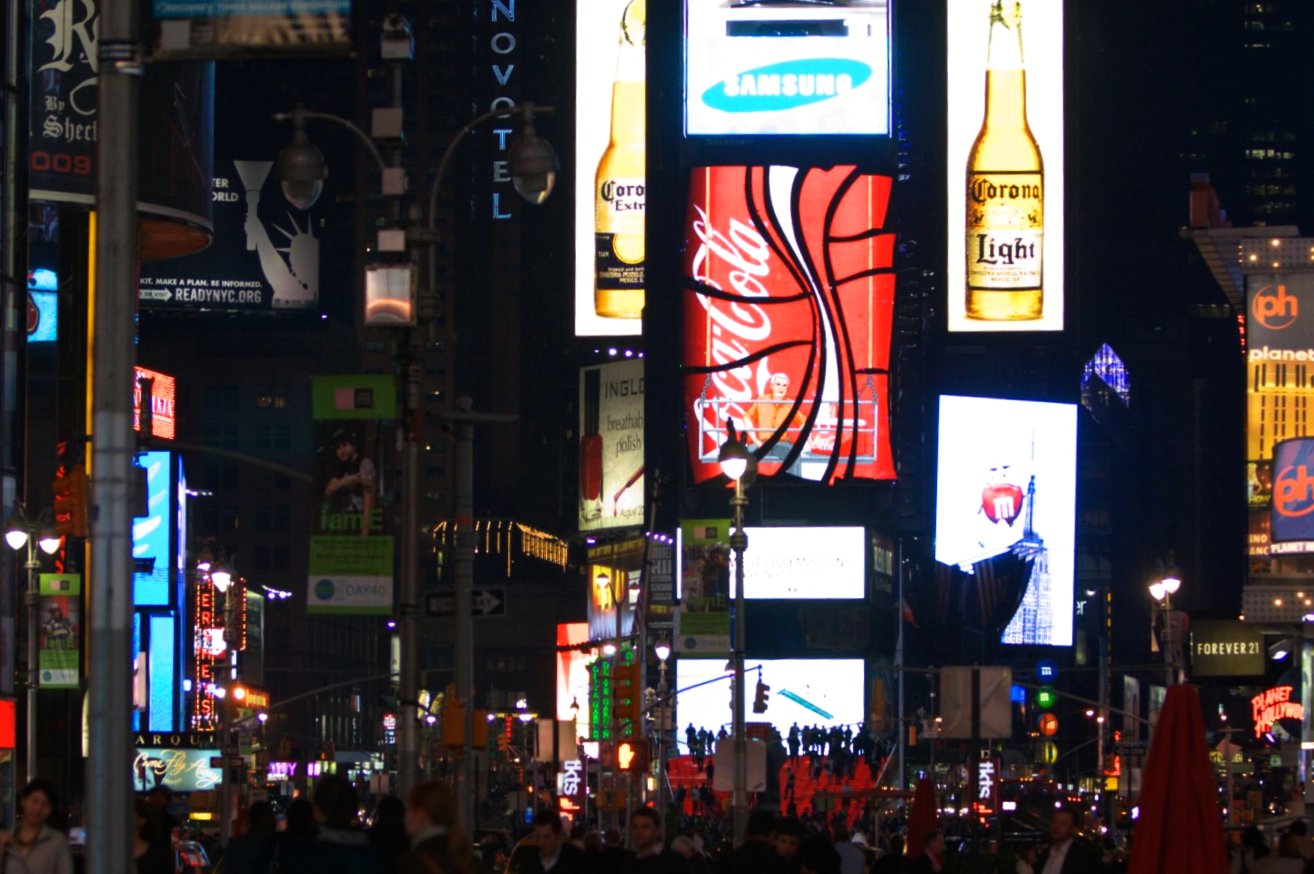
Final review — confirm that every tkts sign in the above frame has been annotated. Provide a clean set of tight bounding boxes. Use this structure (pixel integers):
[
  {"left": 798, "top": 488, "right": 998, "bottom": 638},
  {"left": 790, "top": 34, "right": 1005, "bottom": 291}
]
[{"left": 683, "top": 165, "right": 896, "bottom": 484}]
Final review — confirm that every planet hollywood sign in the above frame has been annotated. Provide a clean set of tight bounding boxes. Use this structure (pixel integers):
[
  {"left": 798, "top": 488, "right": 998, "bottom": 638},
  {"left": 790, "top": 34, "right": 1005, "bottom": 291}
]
[{"left": 1252, "top": 685, "right": 1303, "bottom": 739}]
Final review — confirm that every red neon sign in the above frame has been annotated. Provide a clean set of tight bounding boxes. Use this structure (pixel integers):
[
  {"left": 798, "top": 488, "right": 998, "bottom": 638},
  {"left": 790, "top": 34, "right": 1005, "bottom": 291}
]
[
  {"left": 1252, "top": 685, "right": 1303, "bottom": 738},
  {"left": 133, "top": 366, "right": 177, "bottom": 440}
]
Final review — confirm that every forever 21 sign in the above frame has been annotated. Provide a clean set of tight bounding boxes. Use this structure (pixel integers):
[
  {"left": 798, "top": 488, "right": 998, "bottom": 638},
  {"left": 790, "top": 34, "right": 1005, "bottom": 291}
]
[{"left": 1190, "top": 620, "right": 1263, "bottom": 678}]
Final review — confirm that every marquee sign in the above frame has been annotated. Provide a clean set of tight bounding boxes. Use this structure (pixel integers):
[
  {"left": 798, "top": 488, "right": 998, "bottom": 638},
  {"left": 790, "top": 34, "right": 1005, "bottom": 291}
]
[{"left": 682, "top": 165, "right": 896, "bottom": 485}]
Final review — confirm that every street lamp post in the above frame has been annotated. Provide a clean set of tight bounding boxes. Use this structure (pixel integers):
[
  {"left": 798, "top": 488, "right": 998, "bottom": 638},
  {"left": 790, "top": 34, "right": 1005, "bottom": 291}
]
[
  {"left": 4, "top": 506, "right": 61, "bottom": 786},
  {"left": 718, "top": 431, "right": 757, "bottom": 844},
  {"left": 653, "top": 640, "right": 671, "bottom": 823},
  {"left": 275, "top": 102, "right": 556, "bottom": 819},
  {"left": 1149, "top": 555, "right": 1182, "bottom": 687}
]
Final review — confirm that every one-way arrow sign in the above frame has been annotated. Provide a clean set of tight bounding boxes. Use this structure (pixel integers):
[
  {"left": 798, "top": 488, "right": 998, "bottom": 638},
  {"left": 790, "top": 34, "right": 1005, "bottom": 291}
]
[{"left": 424, "top": 587, "right": 506, "bottom": 618}]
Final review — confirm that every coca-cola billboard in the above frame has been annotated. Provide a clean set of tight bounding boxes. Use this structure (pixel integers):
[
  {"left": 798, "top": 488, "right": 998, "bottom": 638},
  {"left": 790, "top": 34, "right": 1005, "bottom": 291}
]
[{"left": 683, "top": 165, "right": 896, "bottom": 484}]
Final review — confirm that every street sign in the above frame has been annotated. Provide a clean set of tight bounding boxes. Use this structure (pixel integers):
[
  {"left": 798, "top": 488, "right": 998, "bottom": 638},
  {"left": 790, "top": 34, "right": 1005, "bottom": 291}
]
[
  {"left": 1115, "top": 740, "right": 1148, "bottom": 756},
  {"left": 1035, "top": 659, "right": 1059, "bottom": 683},
  {"left": 424, "top": 588, "right": 506, "bottom": 618}
]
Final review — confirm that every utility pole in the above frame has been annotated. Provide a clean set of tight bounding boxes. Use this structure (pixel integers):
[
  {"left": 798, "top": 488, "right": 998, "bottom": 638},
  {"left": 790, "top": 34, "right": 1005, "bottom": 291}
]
[{"left": 88, "top": 0, "right": 141, "bottom": 865}]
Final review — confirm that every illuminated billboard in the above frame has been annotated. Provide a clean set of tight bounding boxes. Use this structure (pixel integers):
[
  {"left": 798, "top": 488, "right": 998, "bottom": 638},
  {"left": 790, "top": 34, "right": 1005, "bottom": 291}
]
[
  {"left": 578, "top": 360, "right": 645, "bottom": 532},
  {"left": 576, "top": 0, "right": 645, "bottom": 337},
  {"left": 685, "top": 0, "right": 890, "bottom": 136},
  {"left": 946, "top": 0, "right": 1064, "bottom": 332},
  {"left": 1271, "top": 438, "right": 1314, "bottom": 554},
  {"left": 1246, "top": 275, "right": 1314, "bottom": 561},
  {"left": 133, "top": 367, "right": 177, "bottom": 440},
  {"left": 675, "top": 658, "right": 864, "bottom": 737},
  {"left": 683, "top": 165, "right": 896, "bottom": 485},
  {"left": 934, "top": 395, "right": 1077, "bottom": 646},
  {"left": 676, "top": 527, "right": 864, "bottom": 599}
]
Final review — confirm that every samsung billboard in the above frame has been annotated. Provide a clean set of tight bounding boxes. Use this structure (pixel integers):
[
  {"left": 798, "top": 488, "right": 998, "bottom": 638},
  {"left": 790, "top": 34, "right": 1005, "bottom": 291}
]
[
  {"left": 684, "top": 0, "right": 890, "bottom": 137},
  {"left": 676, "top": 658, "right": 864, "bottom": 737},
  {"left": 946, "top": 0, "right": 1064, "bottom": 332},
  {"left": 934, "top": 395, "right": 1077, "bottom": 646}
]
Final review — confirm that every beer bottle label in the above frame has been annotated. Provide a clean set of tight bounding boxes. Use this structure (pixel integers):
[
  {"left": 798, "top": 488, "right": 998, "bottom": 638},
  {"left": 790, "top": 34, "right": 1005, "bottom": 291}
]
[
  {"left": 966, "top": 171, "right": 1043, "bottom": 290},
  {"left": 596, "top": 176, "right": 646, "bottom": 290}
]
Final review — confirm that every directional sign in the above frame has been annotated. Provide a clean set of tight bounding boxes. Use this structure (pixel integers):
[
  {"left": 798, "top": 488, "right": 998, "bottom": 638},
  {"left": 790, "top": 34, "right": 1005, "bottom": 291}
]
[{"left": 424, "top": 588, "right": 506, "bottom": 618}]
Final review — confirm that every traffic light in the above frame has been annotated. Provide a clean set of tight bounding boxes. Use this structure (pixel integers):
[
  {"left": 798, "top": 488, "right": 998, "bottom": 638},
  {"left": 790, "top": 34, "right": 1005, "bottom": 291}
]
[
  {"left": 52, "top": 466, "right": 88, "bottom": 539},
  {"left": 612, "top": 661, "right": 642, "bottom": 736},
  {"left": 439, "top": 685, "right": 489, "bottom": 749},
  {"left": 616, "top": 739, "right": 647, "bottom": 771},
  {"left": 753, "top": 678, "right": 770, "bottom": 714}
]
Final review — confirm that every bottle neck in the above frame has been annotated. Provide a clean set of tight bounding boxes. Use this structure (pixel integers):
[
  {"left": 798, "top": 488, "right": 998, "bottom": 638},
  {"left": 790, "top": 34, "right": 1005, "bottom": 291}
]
[{"left": 983, "top": 7, "right": 1027, "bottom": 129}]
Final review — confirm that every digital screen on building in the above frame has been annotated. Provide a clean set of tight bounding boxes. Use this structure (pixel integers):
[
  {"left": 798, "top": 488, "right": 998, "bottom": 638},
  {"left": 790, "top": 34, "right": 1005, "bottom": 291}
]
[
  {"left": 675, "top": 658, "right": 864, "bottom": 738},
  {"left": 1246, "top": 274, "right": 1314, "bottom": 561},
  {"left": 683, "top": 165, "right": 896, "bottom": 485},
  {"left": 934, "top": 395, "right": 1077, "bottom": 646},
  {"left": 28, "top": 292, "right": 57, "bottom": 343},
  {"left": 1271, "top": 437, "right": 1314, "bottom": 554},
  {"left": 578, "top": 360, "right": 645, "bottom": 532},
  {"left": 576, "top": 0, "right": 645, "bottom": 337},
  {"left": 724, "top": 527, "right": 864, "bottom": 599},
  {"left": 133, "top": 452, "right": 173, "bottom": 607},
  {"left": 133, "top": 367, "right": 177, "bottom": 440},
  {"left": 685, "top": 1, "right": 890, "bottom": 136},
  {"left": 946, "top": 0, "right": 1064, "bottom": 332}
]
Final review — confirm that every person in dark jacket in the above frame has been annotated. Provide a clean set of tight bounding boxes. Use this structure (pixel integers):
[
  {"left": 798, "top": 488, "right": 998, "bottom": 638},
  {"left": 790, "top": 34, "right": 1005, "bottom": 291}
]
[
  {"left": 402, "top": 780, "right": 475, "bottom": 874},
  {"left": 507, "top": 810, "right": 590, "bottom": 874},
  {"left": 625, "top": 808, "right": 686, "bottom": 874},
  {"left": 220, "top": 800, "right": 277, "bottom": 874},
  {"left": 723, "top": 810, "right": 789, "bottom": 874},
  {"left": 276, "top": 775, "right": 387, "bottom": 874}
]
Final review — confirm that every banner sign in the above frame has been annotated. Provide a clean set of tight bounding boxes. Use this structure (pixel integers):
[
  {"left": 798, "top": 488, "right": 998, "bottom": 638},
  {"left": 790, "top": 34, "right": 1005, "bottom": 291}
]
[
  {"left": 308, "top": 376, "right": 396, "bottom": 615},
  {"left": 140, "top": 158, "right": 321, "bottom": 312},
  {"left": 685, "top": 0, "right": 890, "bottom": 136},
  {"left": 1188, "top": 620, "right": 1263, "bottom": 678},
  {"left": 37, "top": 573, "right": 81, "bottom": 689},
  {"left": 683, "top": 165, "right": 896, "bottom": 485},
  {"left": 675, "top": 520, "right": 731, "bottom": 654},
  {"left": 578, "top": 360, "right": 645, "bottom": 532},
  {"left": 586, "top": 538, "right": 644, "bottom": 642}
]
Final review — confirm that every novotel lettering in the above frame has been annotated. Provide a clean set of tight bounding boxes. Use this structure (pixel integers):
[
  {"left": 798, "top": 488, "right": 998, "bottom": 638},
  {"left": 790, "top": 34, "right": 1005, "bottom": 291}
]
[
  {"left": 489, "top": 0, "right": 519, "bottom": 221},
  {"left": 1252, "top": 685, "right": 1304, "bottom": 738}
]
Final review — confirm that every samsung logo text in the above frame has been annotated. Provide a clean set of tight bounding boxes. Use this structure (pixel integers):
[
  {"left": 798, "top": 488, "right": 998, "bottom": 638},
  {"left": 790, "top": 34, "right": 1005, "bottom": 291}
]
[{"left": 702, "top": 59, "right": 870, "bottom": 113}]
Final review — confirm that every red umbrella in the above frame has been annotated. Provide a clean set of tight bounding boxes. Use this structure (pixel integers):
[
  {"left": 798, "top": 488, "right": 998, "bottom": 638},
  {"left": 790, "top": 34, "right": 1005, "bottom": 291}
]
[
  {"left": 905, "top": 777, "right": 938, "bottom": 860},
  {"left": 1128, "top": 684, "right": 1229, "bottom": 874}
]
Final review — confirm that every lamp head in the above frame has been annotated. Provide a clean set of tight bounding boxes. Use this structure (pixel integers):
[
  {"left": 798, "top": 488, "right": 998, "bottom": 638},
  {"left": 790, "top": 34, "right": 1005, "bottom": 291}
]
[
  {"left": 717, "top": 429, "right": 757, "bottom": 483},
  {"left": 4, "top": 505, "right": 28, "bottom": 551},
  {"left": 1148, "top": 581, "right": 1166, "bottom": 602},
  {"left": 37, "top": 520, "right": 62, "bottom": 555},
  {"left": 654, "top": 641, "right": 671, "bottom": 662},
  {"left": 211, "top": 568, "right": 233, "bottom": 592},
  {"left": 1157, "top": 550, "right": 1182, "bottom": 594},
  {"left": 276, "top": 108, "right": 327, "bottom": 210},
  {"left": 508, "top": 105, "right": 559, "bottom": 205}
]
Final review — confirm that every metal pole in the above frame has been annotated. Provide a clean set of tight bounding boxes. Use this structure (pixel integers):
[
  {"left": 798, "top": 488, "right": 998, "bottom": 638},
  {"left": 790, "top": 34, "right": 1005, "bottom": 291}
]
[
  {"left": 729, "top": 482, "right": 748, "bottom": 844},
  {"left": 1162, "top": 594, "right": 1173, "bottom": 687},
  {"left": 656, "top": 659, "right": 668, "bottom": 824},
  {"left": 454, "top": 414, "right": 476, "bottom": 833},
  {"left": 895, "top": 538, "right": 905, "bottom": 795},
  {"left": 88, "top": 0, "right": 140, "bottom": 865},
  {"left": 24, "top": 540, "right": 37, "bottom": 785},
  {"left": 398, "top": 358, "right": 421, "bottom": 800},
  {"left": 219, "top": 587, "right": 239, "bottom": 848}
]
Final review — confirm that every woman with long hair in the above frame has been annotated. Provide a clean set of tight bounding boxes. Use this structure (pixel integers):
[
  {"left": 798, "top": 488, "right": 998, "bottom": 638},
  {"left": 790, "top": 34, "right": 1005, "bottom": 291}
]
[
  {"left": 0, "top": 778, "right": 73, "bottom": 874},
  {"left": 402, "top": 781, "right": 474, "bottom": 874}
]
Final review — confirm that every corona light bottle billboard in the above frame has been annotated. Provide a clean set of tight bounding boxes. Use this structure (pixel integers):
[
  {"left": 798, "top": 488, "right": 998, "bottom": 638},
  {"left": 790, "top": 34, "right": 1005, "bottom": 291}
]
[
  {"left": 948, "top": 0, "right": 1063, "bottom": 332},
  {"left": 594, "top": 0, "right": 646, "bottom": 321}
]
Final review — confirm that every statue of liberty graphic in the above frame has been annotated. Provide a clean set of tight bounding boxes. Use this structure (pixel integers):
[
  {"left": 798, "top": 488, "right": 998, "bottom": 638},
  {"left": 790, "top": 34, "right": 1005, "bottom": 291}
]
[{"left": 235, "top": 160, "right": 318, "bottom": 310}]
